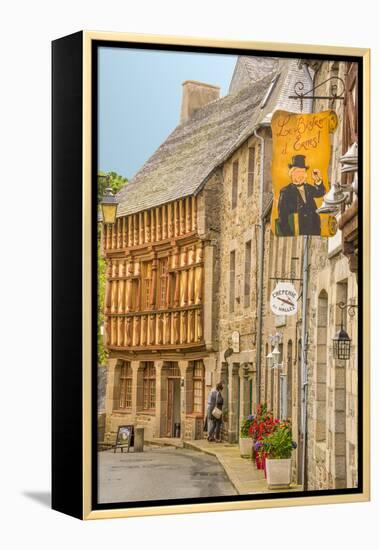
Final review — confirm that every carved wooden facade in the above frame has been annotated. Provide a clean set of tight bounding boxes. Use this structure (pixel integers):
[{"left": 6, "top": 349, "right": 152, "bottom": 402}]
[{"left": 102, "top": 196, "right": 204, "bottom": 352}]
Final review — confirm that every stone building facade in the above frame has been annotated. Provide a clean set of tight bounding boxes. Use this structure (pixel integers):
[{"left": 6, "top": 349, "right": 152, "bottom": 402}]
[
  {"left": 257, "top": 59, "right": 359, "bottom": 489},
  {"left": 304, "top": 59, "right": 359, "bottom": 490}
]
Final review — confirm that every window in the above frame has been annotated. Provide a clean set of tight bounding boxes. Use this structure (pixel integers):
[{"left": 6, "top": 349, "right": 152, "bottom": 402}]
[
  {"left": 232, "top": 161, "right": 238, "bottom": 209},
  {"left": 316, "top": 291, "right": 328, "bottom": 441},
  {"left": 287, "top": 341, "right": 293, "bottom": 420},
  {"left": 119, "top": 362, "right": 132, "bottom": 409},
  {"left": 158, "top": 257, "right": 169, "bottom": 308},
  {"left": 229, "top": 250, "right": 236, "bottom": 313},
  {"left": 142, "top": 363, "right": 156, "bottom": 410},
  {"left": 247, "top": 147, "right": 255, "bottom": 197},
  {"left": 277, "top": 343, "right": 283, "bottom": 416},
  {"left": 142, "top": 261, "right": 152, "bottom": 310},
  {"left": 244, "top": 240, "right": 252, "bottom": 308},
  {"left": 192, "top": 361, "right": 205, "bottom": 414}
]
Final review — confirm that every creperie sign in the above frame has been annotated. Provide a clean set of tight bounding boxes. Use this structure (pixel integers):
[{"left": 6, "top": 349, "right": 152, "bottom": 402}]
[{"left": 270, "top": 282, "right": 298, "bottom": 316}]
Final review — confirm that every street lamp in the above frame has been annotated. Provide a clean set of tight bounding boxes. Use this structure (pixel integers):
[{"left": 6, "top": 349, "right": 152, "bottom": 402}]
[{"left": 101, "top": 187, "right": 119, "bottom": 225}]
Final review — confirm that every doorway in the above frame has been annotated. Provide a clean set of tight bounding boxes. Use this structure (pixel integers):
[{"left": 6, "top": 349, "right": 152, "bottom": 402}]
[{"left": 167, "top": 377, "right": 181, "bottom": 437}]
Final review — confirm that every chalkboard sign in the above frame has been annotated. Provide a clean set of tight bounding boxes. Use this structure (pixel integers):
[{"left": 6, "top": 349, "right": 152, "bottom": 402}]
[{"left": 114, "top": 425, "right": 134, "bottom": 453}]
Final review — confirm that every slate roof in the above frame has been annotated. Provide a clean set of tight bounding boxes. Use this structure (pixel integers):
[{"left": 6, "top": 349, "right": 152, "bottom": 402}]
[
  {"left": 116, "top": 57, "right": 312, "bottom": 218},
  {"left": 229, "top": 56, "right": 280, "bottom": 94}
]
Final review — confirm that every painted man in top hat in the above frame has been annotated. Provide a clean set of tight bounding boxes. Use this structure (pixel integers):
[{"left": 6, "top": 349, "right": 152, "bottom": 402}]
[{"left": 276, "top": 154, "right": 326, "bottom": 236}]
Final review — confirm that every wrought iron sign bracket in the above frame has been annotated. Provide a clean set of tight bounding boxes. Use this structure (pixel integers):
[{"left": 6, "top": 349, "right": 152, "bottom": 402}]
[
  {"left": 337, "top": 301, "right": 359, "bottom": 318},
  {"left": 289, "top": 76, "right": 345, "bottom": 111}
]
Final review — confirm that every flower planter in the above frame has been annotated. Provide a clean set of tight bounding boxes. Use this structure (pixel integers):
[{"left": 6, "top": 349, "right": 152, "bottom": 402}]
[
  {"left": 239, "top": 437, "right": 252, "bottom": 458},
  {"left": 265, "top": 458, "right": 292, "bottom": 489}
]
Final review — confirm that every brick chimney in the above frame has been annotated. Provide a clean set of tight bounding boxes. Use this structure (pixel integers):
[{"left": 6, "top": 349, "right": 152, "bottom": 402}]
[{"left": 180, "top": 80, "right": 220, "bottom": 124}]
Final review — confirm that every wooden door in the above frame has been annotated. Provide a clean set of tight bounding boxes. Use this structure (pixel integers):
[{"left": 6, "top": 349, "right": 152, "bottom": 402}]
[{"left": 166, "top": 378, "right": 174, "bottom": 436}]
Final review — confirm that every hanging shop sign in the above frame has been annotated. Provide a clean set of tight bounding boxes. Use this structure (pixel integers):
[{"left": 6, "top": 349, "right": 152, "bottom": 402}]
[
  {"left": 271, "top": 109, "right": 338, "bottom": 237},
  {"left": 270, "top": 282, "right": 298, "bottom": 316}
]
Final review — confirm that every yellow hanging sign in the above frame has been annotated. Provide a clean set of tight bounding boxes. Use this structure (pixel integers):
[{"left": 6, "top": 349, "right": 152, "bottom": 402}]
[{"left": 270, "top": 109, "right": 338, "bottom": 237}]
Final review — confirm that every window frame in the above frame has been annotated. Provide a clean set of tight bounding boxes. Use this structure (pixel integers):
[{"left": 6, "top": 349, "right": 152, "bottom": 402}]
[
  {"left": 118, "top": 362, "right": 132, "bottom": 410},
  {"left": 244, "top": 240, "right": 252, "bottom": 308},
  {"left": 142, "top": 363, "right": 156, "bottom": 411},
  {"left": 247, "top": 146, "right": 256, "bottom": 197},
  {"left": 229, "top": 250, "right": 236, "bottom": 313},
  {"left": 231, "top": 160, "right": 239, "bottom": 209}
]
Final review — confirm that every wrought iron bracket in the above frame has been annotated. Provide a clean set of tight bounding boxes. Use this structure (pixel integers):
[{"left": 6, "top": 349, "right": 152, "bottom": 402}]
[
  {"left": 289, "top": 76, "right": 345, "bottom": 111},
  {"left": 337, "top": 301, "right": 358, "bottom": 318}
]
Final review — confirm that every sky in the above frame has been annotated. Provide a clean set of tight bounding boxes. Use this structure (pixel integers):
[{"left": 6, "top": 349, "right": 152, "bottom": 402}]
[{"left": 98, "top": 47, "right": 237, "bottom": 179}]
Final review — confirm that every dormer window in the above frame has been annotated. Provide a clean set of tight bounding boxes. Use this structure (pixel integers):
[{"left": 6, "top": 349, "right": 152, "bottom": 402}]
[{"left": 260, "top": 73, "right": 280, "bottom": 109}]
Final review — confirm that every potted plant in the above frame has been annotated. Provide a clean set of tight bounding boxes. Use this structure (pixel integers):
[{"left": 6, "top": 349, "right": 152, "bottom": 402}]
[
  {"left": 239, "top": 415, "right": 254, "bottom": 457},
  {"left": 261, "top": 421, "right": 297, "bottom": 489},
  {"left": 250, "top": 406, "right": 280, "bottom": 469}
]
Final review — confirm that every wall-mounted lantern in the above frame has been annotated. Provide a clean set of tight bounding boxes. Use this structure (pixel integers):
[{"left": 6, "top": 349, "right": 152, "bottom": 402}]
[
  {"left": 101, "top": 187, "right": 119, "bottom": 225},
  {"left": 316, "top": 183, "right": 347, "bottom": 214},
  {"left": 332, "top": 326, "right": 352, "bottom": 360},
  {"left": 316, "top": 142, "right": 358, "bottom": 215},
  {"left": 267, "top": 332, "right": 283, "bottom": 369},
  {"left": 332, "top": 300, "right": 358, "bottom": 361}
]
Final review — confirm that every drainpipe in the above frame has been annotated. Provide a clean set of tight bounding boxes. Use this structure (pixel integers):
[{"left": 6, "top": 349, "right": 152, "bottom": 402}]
[
  {"left": 300, "top": 61, "right": 314, "bottom": 491},
  {"left": 300, "top": 235, "right": 310, "bottom": 490},
  {"left": 253, "top": 126, "right": 267, "bottom": 407}
]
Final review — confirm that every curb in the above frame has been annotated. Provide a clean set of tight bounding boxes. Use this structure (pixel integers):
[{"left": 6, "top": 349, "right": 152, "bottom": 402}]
[{"left": 145, "top": 439, "right": 184, "bottom": 449}]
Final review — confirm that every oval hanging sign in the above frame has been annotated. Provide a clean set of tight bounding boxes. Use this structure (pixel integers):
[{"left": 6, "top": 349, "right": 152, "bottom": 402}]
[{"left": 270, "top": 282, "right": 298, "bottom": 316}]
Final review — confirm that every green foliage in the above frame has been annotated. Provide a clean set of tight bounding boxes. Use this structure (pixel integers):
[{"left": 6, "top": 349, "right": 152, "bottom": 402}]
[
  {"left": 240, "top": 415, "right": 254, "bottom": 438},
  {"left": 97, "top": 171, "right": 128, "bottom": 203},
  {"left": 97, "top": 171, "right": 128, "bottom": 366},
  {"left": 261, "top": 421, "right": 294, "bottom": 459}
]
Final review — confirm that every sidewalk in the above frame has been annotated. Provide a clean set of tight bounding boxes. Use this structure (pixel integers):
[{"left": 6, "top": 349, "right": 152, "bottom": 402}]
[{"left": 147, "top": 437, "right": 301, "bottom": 495}]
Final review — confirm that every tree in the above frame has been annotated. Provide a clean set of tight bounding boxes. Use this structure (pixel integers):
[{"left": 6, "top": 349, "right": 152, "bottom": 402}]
[
  {"left": 97, "top": 171, "right": 128, "bottom": 203},
  {"left": 98, "top": 171, "right": 128, "bottom": 366}
]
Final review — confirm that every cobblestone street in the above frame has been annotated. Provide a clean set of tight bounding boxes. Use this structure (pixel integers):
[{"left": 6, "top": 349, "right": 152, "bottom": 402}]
[{"left": 98, "top": 446, "right": 237, "bottom": 503}]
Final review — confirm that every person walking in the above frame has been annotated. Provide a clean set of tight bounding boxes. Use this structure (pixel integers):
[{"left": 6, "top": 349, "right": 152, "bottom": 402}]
[{"left": 206, "top": 382, "right": 224, "bottom": 442}]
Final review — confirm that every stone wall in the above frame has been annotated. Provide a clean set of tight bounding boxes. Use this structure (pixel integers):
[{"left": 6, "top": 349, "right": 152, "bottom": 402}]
[{"left": 306, "top": 60, "right": 359, "bottom": 490}]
